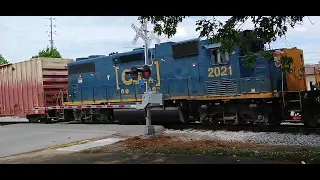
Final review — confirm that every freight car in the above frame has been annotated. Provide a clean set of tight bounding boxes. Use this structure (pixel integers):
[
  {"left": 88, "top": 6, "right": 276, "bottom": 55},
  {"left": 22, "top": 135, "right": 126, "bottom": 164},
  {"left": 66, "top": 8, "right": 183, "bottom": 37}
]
[
  {"left": 33, "top": 31, "right": 320, "bottom": 127},
  {"left": 0, "top": 58, "right": 73, "bottom": 122}
]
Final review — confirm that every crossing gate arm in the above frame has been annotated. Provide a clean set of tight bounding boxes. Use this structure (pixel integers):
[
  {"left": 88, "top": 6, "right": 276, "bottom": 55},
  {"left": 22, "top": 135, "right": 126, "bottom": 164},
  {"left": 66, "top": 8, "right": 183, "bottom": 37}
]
[{"left": 32, "top": 104, "right": 137, "bottom": 110}]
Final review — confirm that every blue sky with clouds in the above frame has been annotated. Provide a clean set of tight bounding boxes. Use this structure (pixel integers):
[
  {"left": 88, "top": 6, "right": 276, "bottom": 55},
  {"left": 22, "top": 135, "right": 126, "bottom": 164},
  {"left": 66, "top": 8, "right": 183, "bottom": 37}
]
[{"left": 1, "top": 16, "right": 320, "bottom": 64}]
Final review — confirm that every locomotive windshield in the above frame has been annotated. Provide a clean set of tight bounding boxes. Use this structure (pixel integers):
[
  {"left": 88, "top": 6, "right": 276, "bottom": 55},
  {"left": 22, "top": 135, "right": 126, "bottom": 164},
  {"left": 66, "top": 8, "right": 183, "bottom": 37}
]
[{"left": 210, "top": 49, "right": 230, "bottom": 65}]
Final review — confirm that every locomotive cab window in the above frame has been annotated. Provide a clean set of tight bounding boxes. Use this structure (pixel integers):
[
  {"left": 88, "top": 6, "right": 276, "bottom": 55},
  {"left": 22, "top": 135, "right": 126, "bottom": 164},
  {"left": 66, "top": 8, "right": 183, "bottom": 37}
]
[{"left": 210, "top": 48, "right": 230, "bottom": 65}]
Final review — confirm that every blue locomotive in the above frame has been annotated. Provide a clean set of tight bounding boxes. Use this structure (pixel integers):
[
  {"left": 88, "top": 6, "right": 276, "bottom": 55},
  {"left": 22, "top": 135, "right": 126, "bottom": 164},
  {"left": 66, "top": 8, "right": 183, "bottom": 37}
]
[{"left": 56, "top": 30, "right": 319, "bottom": 127}]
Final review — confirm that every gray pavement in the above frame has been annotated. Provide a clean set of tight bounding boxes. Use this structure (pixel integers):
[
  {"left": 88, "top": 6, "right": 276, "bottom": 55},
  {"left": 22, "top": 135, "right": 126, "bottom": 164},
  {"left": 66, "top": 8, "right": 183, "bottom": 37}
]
[
  {"left": 0, "top": 116, "right": 29, "bottom": 123},
  {"left": 0, "top": 123, "right": 164, "bottom": 158}
]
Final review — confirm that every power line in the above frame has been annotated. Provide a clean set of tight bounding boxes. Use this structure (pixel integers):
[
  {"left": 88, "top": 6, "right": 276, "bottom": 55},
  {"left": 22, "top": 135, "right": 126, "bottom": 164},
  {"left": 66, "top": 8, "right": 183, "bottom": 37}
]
[
  {"left": 45, "top": 17, "right": 58, "bottom": 49},
  {"left": 304, "top": 52, "right": 316, "bottom": 54}
]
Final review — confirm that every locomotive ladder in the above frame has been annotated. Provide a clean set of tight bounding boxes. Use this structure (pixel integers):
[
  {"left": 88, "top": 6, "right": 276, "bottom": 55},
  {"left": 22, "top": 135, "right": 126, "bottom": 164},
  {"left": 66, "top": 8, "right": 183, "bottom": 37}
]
[{"left": 282, "top": 70, "right": 303, "bottom": 122}]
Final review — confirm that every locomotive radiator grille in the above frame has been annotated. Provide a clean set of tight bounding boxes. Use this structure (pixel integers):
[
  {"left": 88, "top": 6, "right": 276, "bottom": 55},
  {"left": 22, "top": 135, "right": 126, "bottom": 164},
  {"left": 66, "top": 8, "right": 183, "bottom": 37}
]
[{"left": 206, "top": 79, "right": 238, "bottom": 95}]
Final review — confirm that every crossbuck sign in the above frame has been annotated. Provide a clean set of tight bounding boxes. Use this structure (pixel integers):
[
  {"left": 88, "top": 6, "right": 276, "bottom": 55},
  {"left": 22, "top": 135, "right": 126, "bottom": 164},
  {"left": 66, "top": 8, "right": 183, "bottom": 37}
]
[{"left": 131, "top": 23, "right": 160, "bottom": 47}]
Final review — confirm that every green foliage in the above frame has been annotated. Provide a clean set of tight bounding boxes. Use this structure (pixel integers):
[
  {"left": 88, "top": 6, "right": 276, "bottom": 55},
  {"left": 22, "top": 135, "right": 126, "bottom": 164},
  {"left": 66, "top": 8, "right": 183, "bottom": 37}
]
[
  {"left": 138, "top": 16, "right": 304, "bottom": 73},
  {"left": 0, "top": 54, "right": 9, "bottom": 65},
  {"left": 241, "top": 51, "right": 293, "bottom": 73},
  {"left": 32, "top": 47, "right": 62, "bottom": 59},
  {"left": 279, "top": 56, "right": 294, "bottom": 73}
]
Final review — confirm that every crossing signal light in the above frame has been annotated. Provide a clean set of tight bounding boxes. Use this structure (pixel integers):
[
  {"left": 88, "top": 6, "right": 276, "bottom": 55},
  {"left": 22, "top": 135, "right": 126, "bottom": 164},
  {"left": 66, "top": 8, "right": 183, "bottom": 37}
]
[
  {"left": 125, "top": 67, "right": 139, "bottom": 80},
  {"left": 125, "top": 65, "right": 151, "bottom": 80},
  {"left": 141, "top": 65, "right": 151, "bottom": 79}
]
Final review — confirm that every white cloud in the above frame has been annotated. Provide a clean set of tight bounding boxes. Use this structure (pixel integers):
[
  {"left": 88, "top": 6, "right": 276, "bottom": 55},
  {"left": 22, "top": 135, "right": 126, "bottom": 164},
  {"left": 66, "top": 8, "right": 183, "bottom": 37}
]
[
  {"left": 176, "top": 27, "right": 188, "bottom": 37},
  {"left": 0, "top": 16, "right": 320, "bottom": 64}
]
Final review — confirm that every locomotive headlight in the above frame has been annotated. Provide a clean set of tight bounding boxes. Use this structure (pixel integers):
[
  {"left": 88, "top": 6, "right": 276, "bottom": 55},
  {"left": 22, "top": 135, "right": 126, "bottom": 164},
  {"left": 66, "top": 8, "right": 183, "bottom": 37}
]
[{"left": 192, "top": 63, "right": 196, "bottom": 67}]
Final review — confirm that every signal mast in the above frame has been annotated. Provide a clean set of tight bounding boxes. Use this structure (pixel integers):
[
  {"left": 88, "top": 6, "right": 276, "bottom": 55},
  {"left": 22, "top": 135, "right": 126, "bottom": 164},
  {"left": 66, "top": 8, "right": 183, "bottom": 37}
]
[{"left": 128, "top": 22, "right": 162, "bottom": 136}]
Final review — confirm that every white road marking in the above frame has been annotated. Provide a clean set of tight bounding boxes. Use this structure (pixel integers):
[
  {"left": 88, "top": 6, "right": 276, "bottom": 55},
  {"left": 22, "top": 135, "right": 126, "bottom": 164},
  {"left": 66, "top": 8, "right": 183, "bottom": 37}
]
[{"left": 56, "top": 137, "right": 125, "bottom": 152}]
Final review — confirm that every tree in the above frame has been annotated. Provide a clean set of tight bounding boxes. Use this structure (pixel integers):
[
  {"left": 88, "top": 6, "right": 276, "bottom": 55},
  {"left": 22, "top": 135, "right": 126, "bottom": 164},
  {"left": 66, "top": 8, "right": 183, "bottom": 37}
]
[
  {"left": 32, "top": 47, "right": 62, "bottom": 59},
  {"left": 138, "top": 16, "right": 307, "bottom": 72},
  {"left": 0, "top": 54, "right": 9, "bottom": 65}
]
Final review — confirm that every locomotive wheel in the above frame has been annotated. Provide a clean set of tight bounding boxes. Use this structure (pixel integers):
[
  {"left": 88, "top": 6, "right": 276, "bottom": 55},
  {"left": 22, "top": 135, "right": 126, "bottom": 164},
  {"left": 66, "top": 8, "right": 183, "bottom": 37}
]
[
  {"left": 178, "top": 106, "right": 190, "bottom": 124},
  {"left": 42, "top": 117, "right": 52, "bottom": 124},
  {"left": 304, "top": 114, "right": 319, "bottom": 128},
  {"left": 200, "top": 113, "right": 221, "bottom": 125},
  {"left": 302, "top": 105, "right": 320, "bottom": 128},
  {"left": 28, "top": 117, "right": 38, "bottom": 123},
  {"left": 27, "top": 115, "right": 45, "bottom": 123},
  {"left": 200, "top": 114, "right": 212, "bottom": 125},
  {"left": 267, "top": 112, "right": 282, "bottom": 126}
]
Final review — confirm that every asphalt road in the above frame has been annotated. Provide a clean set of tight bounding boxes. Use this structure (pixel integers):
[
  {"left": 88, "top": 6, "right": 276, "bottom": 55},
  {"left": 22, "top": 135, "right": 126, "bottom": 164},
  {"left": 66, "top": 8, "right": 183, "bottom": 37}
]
[{"left": 0, "top": 123, "right": 164, "bottom": 158}]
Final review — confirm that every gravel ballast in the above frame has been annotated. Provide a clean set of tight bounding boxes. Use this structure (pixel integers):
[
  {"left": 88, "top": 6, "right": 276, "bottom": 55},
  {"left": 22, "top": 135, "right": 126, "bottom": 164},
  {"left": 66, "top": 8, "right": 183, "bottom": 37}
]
[{"left": 164, "top": 129, "right": 320, "bottom": 147}]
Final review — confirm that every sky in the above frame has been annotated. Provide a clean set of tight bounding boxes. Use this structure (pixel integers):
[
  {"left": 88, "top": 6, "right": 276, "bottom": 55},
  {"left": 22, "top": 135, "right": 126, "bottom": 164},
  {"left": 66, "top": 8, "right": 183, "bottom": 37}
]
[{"left": 1, "top": 16, "right": 320, "bottom": 64}]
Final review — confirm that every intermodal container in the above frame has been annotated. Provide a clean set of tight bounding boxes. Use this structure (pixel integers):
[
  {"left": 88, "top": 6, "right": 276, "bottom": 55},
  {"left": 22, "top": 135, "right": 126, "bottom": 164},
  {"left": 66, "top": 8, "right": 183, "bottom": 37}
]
[{"left": 0, "top": 58, "right": 73, "bottom": 117}]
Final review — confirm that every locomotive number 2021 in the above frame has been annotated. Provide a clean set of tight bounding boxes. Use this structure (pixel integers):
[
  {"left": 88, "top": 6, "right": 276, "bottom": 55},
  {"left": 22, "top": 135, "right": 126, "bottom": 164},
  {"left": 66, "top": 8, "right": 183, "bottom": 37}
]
[{"left": 208, "top": 66, "right": 232, "bottom": 77}]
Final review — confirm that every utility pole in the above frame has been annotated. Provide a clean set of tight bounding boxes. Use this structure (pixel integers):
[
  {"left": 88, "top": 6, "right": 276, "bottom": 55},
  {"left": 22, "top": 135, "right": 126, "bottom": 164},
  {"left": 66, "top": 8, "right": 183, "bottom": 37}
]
[{"left": 45, "top": 17, "right": 57, "bottom": 50}]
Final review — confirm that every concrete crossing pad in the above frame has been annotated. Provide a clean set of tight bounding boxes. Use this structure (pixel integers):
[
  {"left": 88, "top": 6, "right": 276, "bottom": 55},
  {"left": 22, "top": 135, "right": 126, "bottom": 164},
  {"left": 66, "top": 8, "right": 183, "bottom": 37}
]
[{"left": 56, "top": 138, "right": 125, "bottom": 152}]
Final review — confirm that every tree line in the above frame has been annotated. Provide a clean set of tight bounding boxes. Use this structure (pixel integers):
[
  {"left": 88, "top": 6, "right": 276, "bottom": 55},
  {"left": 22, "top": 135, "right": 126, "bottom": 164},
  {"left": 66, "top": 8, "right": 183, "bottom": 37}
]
[{"left": 0, "top": 47, "right": 61, "bottom": 65}]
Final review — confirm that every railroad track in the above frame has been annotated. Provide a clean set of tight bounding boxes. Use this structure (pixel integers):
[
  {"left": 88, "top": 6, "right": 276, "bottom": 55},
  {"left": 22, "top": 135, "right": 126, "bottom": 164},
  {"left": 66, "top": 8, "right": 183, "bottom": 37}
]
[
  {"left": 3, "top": 117, "right": 320, "bottom": 135},
  {"left": 63, "top": 120, "right": 320, "bottom": 135},
  {"left": 163, "top": 123, "right": 320, "bottom": 135}
]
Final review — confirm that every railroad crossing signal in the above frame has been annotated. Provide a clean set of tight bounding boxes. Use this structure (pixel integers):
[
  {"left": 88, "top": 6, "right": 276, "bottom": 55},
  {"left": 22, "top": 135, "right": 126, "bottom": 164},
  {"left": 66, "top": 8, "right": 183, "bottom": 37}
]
[
  {"left": 130, "top": 21, "right": 163, "bottom": 137},
  {"left": 141, "top": 65, "right": 151, "bottom": 79},
  {"left": 132, "top": 23, "right": 146, "bottom": 44},
  {"left": 125, "top": 67, "right": 139, "bottom": 80},
  {"left": 148, "top": 31, "right": 161, "bottom": 45},
  {"left": 131, "top": 23, "right": 148, "bottom": 44},
  {"left": 131, "top": 23, "right": 161, "bottom": 47},
  {"left": 125, "top": 65, "right": 152, "bottom": 80}
]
